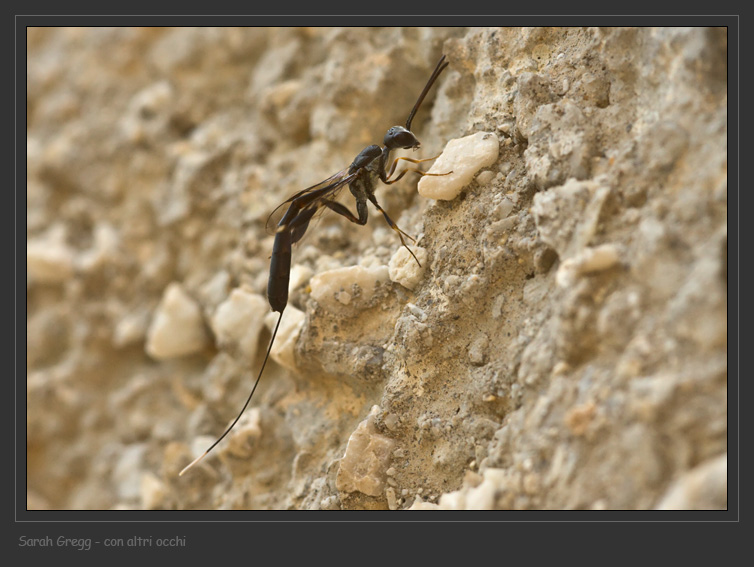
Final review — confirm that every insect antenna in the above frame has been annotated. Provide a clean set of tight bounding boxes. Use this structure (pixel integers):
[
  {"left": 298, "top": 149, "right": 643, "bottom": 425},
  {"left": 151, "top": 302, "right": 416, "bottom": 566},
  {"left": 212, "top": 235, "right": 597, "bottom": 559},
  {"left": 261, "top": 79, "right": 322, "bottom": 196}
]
[
  {"left": 404, "top": 55, "right": 448, "bottom": 132},
  {"left": 179, "top": 311, "right": 285, "bottom": 476}
]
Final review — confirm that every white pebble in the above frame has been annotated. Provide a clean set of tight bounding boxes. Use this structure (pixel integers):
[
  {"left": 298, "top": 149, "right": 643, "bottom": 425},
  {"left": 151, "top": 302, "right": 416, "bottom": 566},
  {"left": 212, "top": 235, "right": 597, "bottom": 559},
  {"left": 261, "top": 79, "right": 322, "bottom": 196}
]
[
  {"left": 26, "top": 225, "right": 75, "bottom": 284},
  {"left": 199, "top": 270, "right": 231, "bottom": 308},
  {"left": 336, "top": 290, "right": 352, "bottom": 305},
  {"left": 407, "top": 303, "right": 427, "bottom": 322},
  {"left": 438, "top": 490, "right": 466, "bottom": 510},
  {"left": 531, "top": 178, "right": 611, "bottom": 259},
  {"left": 264, "top": 305, "right": 305, "bottom": 372},
  {"left": 140, "top": 472, "right": 168, "bottom": 510},
  {"left": 408, "top": 496, "right": 441, "bottom": 510},
  {"left": 145, "top": 282, "right": 208, "bottom": 359},
  {"left": 386, "top": 487, "right": 399, "bottom": 510},
  {"left": 309, "top": 264, "right": 389, "bottom": 314},
  {"left": 113, "top": 309, "right": 150, "bottom": 348},
  {"left": 76, "top": 222, "right": 120, "bottom": 273},
  {"left": 468, "top": 334, "right": 489, "bottom": 366},
  {"left": 475, "top": 170, "right": 496, "bottom": 186},
  {"left": 336, "top": 406, "right": 396, "bottom": 497},
  {"left": 210, "top": 288, "right": 268, "bottom": 361},
  {"left": 556, "top": 244, "right": 621, "bottom": 287},
  {"left": 655, "top": 453, "right": 727, "bottom": 510},
  {"left": 437, "top": 468, "right": 507, "bottom": 510},
  {"left": 418, "top": 132, "right": 500, "bottom": 200},
  {"left": 388, "top": 246, "right": 427, "bottom": 290},
  {"left": 223, "top": 407, "right": 263, "bottom": 458},
  {"left": 288, "top": 264, "right": 313, "bottom": 294},
  {"left": 112, "top": 444, "right": 146, "bottom": 500},
  {"left": 121, "top": 80, "right": 174, "bottom": 144}
]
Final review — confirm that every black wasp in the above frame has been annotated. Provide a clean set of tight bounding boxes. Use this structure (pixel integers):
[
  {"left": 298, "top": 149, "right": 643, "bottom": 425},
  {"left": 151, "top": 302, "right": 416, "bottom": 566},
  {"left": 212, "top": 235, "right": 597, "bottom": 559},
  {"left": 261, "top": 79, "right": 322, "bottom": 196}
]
[{"left": 181, "top": 55, "right": 449, "bottom": 476}]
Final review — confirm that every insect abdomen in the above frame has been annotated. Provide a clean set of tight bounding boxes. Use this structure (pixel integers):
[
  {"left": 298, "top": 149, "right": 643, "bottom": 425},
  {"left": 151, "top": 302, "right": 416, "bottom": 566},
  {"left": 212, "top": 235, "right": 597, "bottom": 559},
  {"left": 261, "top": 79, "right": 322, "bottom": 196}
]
[{"left": 268, "top": 230, "right": 292, "bottom": 313}]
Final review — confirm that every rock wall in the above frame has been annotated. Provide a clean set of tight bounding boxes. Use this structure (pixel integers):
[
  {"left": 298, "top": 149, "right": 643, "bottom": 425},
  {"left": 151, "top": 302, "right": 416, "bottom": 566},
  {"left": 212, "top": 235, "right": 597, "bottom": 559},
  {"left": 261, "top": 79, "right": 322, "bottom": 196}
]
[{"left": 26, "top": 27, "right": 727, "bottom": 510}]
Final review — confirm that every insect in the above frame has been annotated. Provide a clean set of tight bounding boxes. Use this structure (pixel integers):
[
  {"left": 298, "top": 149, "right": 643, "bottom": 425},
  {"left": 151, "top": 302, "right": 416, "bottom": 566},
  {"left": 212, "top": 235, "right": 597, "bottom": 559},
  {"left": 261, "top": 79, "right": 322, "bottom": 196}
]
[{"left": 180, "top": 55, "right": 450, "bottom": 476}]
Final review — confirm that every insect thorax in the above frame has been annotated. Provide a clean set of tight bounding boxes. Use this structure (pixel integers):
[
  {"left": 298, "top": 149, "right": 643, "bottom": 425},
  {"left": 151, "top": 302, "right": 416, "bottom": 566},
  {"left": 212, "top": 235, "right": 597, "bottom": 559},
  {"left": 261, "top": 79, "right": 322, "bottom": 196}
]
[{"left": 349, "top": 144, "right": 382, "bottom": 173}]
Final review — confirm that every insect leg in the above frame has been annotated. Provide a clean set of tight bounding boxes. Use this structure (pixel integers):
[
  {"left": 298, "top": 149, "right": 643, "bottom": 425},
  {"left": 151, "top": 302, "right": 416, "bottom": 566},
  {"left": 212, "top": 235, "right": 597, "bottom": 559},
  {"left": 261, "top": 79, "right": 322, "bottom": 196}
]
[
  {"left": 321, "top": 196, "right": 419, "bottom": 266},
  {"left": 382, "top": 157, "right": 452, "bottom": 186},
  {"left": 366, "top": 194, "right": 421, "bottom": 267},
  {"left": 320, "top": 199, "right": 366, "bottom": 225},
  {"left": 383, "top": 154, "right": 443, "bottom": 181}
]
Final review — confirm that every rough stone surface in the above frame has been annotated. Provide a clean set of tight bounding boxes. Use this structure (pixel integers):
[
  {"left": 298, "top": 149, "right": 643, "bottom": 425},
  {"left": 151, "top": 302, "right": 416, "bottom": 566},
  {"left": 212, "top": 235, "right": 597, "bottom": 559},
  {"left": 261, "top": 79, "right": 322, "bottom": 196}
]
[
  {"left": 27, "top": 27, "right": 727, "bottom": 510},
  {"left": 335, "top": 406, "right": 396, "bottom": 501}
]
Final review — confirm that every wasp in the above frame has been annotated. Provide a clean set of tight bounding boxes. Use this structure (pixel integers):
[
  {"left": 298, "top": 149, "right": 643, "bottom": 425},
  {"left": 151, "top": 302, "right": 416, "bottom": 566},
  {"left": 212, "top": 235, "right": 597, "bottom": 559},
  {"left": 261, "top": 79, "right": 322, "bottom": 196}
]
[{"left": 180, "top": 55, "right": 450, "bottom": 476}]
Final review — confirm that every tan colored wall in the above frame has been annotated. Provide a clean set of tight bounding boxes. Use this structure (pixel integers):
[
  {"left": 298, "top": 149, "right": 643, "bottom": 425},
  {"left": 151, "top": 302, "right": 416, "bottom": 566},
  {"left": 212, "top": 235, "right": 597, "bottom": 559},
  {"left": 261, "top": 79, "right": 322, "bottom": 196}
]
[{"left": 26, "top": 27, "right": 727, "bottom": 510}]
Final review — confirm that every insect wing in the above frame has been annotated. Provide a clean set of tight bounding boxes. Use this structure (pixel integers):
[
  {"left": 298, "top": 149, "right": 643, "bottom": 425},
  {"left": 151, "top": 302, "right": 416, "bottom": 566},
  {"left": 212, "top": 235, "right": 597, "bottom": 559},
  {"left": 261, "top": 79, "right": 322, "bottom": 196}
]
[{"left": 265, "top": 168, "right": 356, "bottom": 234}]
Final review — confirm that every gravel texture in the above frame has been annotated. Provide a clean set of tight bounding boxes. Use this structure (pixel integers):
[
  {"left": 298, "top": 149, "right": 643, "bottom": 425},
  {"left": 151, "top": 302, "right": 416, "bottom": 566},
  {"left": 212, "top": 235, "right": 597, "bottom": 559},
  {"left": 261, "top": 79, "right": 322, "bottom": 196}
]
[{"left": 26, "top": 27, "right": 727, "bottom": 510}]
